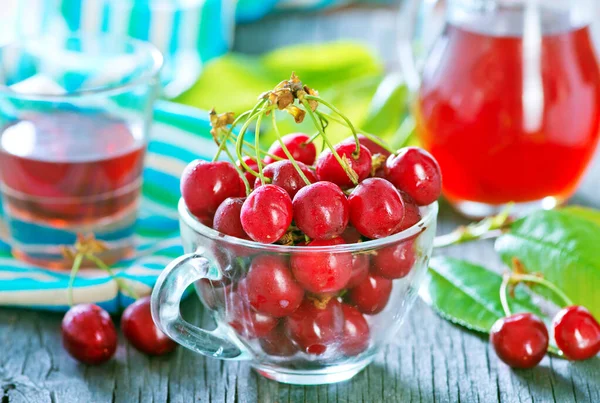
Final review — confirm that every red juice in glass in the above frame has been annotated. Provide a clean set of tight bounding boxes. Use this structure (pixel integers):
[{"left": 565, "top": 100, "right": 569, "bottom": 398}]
[
  {"left": 0, "top": 112, "right": 145, "bottom": 224},
  {"left": 0, "top": 112, "right": 146, "bottom": 267},
  {"left": 416, "top": 19, "right": 600, "bottom": 215}
]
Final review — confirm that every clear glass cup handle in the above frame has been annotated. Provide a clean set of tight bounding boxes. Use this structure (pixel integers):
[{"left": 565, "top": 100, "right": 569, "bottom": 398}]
[
  {"left": 398, "top": 0, "right": 447, "bottom": 92},
  {"left": 151, "top": 253, "right": 250, "bottom": 360}
]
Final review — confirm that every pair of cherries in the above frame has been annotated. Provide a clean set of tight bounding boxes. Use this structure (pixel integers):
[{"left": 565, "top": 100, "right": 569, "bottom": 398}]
[
  {"left": 61, "top": 297, "right": 176, "bottom": 365},
  {"left": 491, "top": 306, "right": 600, "bottom": 368}
]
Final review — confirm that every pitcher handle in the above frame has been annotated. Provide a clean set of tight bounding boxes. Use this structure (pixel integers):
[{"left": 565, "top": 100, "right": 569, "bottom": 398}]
[{"left": 151, "top": 253, "right": 250, "bottom": 360}]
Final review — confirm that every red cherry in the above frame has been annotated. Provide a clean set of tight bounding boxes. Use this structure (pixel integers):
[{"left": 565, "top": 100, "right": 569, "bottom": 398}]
[
  {"left": 196, "top": 214, "right": 214, "bottom": 228},
  {"left": 245, "top": 255, "right": 304, "bottom": 317},
  {"left": 385, "top": 147, "right": 442, "bottom": 206},
  {"left": 315, "top": 143, "right": 372, "bottom": 188},
  {"left": 181, "top": 160, "right": 243, "bottom": 217},
  {"left": 121, "top": 297, "right": 177, "bottom": 356},
  {"left": 396, "top": 191, "right": 422, "bottom": 232},
  {"left": 292, "top": 182, "right": 349, "bottom": 240},
  {"left": 348, "top": 178, "right": 405, "bottom": 239},
  {"left": 254, "top": 160, "right": 316, "bottom": 198},
  {"left": 259, "top": 325, "right": 299, "bottom": 357},
  {"left": 490, "top": 313, "right": 548, "bottom": 368},
  {"left": 226, "top": 286, "right": 278, "bottom": 339},
  {"left": 285, "top": 298, "right": 344, "bottom": 355},
  {"left": 349, "top": 274, "right": 393, "bottom": 315},
  {"left": 264, "top": 133, "right": 317, "bottom": 165},
  {"left": 340, "top": 226, "right": 362, "bottom": 244},
  {"left": 553, "top": 306, "right": 600, "bottom": 361},
  {"left": 240, "top": 185, "right": 293, "bottom": 244},
  {"left": 290, "top": 237, "right": 352, "bottom": 294},
  {"left": 61, "top": 304, "right": 117, "bottom": 365},
  {"left": 213, "top": 197, "right": 250, "bottom": 240},
  {"left": 346, "top": 253, "right": 370, "bottom": 288},
  {"left": 340, "top": 304, "right": 370, "bottom": 356},
  {"left": 343, "top": 134, "right": 391, "bottom": 158},
  {"left": 237, "top": 156, "right": 262, "bottom": 185},
  {"left": 371, "top": 240, "right": 416, "bottom": 279}
]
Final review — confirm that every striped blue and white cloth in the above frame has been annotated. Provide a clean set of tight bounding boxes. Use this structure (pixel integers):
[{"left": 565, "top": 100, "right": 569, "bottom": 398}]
[
  {"left": 0, "top": 0, "right": 235, "bottom": 98},
  {"left": 0, "top": 101, "right": 217, "bottom": 313},
  {"left": 0, "top": 0, "right": 394, "bottom": 97}
]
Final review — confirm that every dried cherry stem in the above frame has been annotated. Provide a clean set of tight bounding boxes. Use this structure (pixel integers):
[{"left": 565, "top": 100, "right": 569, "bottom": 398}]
[
  {"left": 305, "top": 95, "right": 361, "bottom": 156},
  {"left": 67, "top": 254, "right": 84, "bottom": 307},
  {"left": 301, "top": 99, "right": 359, "bottom": 185},
  {"left": 433, "top": 205, "right": 513, "bottom": 249},
  {"left": 87, "top": 254, "right": 140, "bottom": 300},
  {"left": 316, "top": 110, "right": 396, "bottom": 155},
  {"left": 271, "top": 112, "right": 311, "bottom": 185}
]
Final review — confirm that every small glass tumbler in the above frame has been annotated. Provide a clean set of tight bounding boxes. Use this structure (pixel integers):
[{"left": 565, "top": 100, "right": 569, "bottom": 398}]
[
  {"left": 151, "top": 199, "right": 438, "bottom": 385},
  {"left": 0, "top": 34, "right": 163, "bottom": 268}
]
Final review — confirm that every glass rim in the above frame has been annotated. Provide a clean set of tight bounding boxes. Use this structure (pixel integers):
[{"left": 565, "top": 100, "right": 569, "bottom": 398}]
[
  {"left": 0, "top": 34, "right": 164, "bottom": 100},
  {"left": 178, "top": 198, "right": 439, "bottom": 253}
]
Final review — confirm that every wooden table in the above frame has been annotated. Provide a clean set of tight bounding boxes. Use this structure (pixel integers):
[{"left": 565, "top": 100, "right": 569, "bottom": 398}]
[{"left": 2, "top": 7, "right": 600, "bottom": 403}]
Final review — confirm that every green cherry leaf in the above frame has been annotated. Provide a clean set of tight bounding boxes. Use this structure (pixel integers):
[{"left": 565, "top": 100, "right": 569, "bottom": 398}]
[
  {"left": 495, "top": 208, "right": 600, "bottom": 319},
  {"left": 422, "top": 257, "right": 548, "bottom": 333},
  {"left": 561, "top": 205, "right": 600, "bottom": 227}
]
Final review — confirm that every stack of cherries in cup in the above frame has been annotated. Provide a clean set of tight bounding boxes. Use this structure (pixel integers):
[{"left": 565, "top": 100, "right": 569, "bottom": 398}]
[{"left": 181, "top": 129, "right": 442, "bottom": 358}]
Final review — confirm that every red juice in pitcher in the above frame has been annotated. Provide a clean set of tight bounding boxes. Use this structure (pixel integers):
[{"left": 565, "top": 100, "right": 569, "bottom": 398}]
[
  {"left": 0, "top": 111, "right": 146, "bottom": 225},
  {"left": 416, "top": 21, "right": 600, "bottom": 209}
]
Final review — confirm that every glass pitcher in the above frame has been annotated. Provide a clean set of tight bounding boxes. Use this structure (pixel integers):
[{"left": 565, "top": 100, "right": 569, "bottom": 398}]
[{"left": 400, "top": 0, "right": 600, "bottom": 218}]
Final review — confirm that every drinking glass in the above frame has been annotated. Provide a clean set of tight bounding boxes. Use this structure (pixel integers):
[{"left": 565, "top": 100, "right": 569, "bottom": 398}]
[
  {"left": 400, "top": 0, "right": 600, "bottom": 218},
  {"left": 0, "top": 34, "right": 162, "bottom": 268},
  {"left": 151, "top": 198, "right": 438, "bottom": 385}
]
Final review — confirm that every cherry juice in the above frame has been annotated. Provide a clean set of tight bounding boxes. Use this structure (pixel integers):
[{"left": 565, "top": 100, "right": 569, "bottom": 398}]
[
  {"left": 0, "top": 111, "right": 146, "bottom": 224},
  {"left": 416, "top": 22, "right": 600, "bottom": 207}
]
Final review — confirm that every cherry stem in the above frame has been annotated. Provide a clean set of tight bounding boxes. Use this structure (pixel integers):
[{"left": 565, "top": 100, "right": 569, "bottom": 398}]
[
  {"left": 255, "top": 113, "right": 265, "bottom": 185},
  {"left": 225, "top": 140, "right": 252, "bottom": 195},
  {"left": 236, "top": 106, "right": 272, "bottom": 180},
  {"left": 301, "top": 99, "right": 359, "bottom": 185},
  {"left": 213, "top": 110, "right": 252, "bottom": 162},
  {"left": 509, "top": 273, "right": 574, "bottom": 307},
  {"left": 305, "top": 95, "right": 361, "bottom": 156},
  {"left": 87, "top": 254, "right": 139, "bottom": 300},
  {"left": 433, "top": 205, "right": 513, "bottom": 249},
  {"left": 304, "top": 131, "right": 321, "bottom": 145},
  {"left": 316, "top": 110, "right": 396, "bottom": 155},
  {"left": 222, "top": 135, "right": 283, "bottom": 162},
  {"left": 271, "top": 112, "right": 311, "bottom": 185},
  {"left": 395, "top": 115, "right": 416, "bottom": 149},
  {"left": 499, "top": 274, "right": 512, "bottom": 317},
  {"left": 67, "top": 253, "right": 83, "bottom": 307}
]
